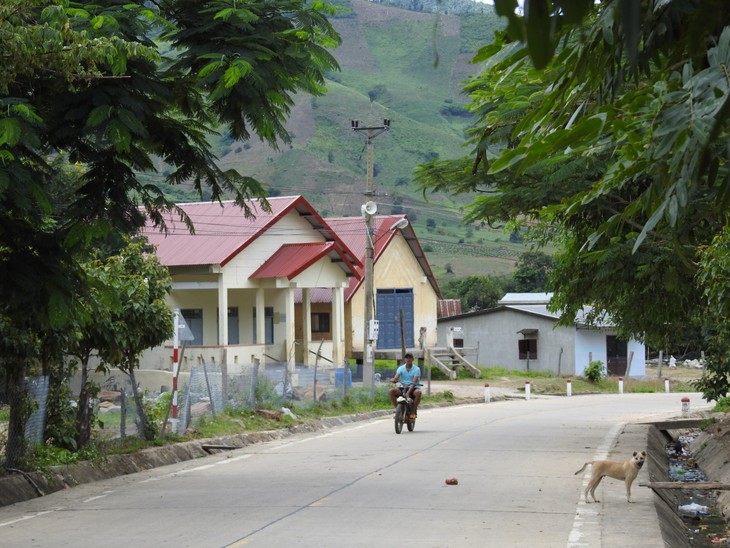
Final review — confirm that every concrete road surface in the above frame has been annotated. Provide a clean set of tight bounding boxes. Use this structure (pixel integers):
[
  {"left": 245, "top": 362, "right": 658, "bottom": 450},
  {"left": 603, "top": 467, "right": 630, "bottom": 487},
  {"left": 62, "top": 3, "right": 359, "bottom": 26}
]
[{"left": 0, "top": 392, "right": 712, "bottom": 547}]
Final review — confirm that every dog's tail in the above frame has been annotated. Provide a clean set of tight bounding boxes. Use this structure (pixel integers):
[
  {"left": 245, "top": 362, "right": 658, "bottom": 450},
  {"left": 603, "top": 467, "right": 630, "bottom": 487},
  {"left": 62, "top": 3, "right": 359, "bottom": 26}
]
[{"left": 574, "top": 462, "right": 590, "bottom": 475}]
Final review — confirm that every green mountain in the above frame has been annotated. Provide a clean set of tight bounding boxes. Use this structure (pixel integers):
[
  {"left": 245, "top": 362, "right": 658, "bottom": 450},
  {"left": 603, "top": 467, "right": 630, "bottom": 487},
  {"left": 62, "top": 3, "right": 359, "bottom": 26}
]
[{"left": 160, "top": 0, "right": 531, "bottom": 279}]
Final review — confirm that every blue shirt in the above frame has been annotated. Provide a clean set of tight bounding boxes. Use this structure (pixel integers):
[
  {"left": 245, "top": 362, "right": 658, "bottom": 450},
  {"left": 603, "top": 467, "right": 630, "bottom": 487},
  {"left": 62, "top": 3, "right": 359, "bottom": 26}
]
[{"left": 396, "top": 363, "right": 421, "bottom": 386}]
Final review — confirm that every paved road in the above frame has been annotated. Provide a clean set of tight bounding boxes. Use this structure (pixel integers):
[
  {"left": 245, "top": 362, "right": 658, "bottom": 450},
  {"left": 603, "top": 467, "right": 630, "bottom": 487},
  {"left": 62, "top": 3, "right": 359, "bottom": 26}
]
[{"left": 0, "top": 392, "right": 712, "bottom": 547}]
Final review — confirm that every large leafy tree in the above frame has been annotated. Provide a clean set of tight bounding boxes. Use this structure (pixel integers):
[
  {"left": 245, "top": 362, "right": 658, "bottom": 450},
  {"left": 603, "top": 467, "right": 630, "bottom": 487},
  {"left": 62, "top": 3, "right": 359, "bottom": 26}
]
[
  {"left": 1, "top": 0, "right": 341, "bottom": 464},
  {"left": 416, "top": 0, "right": 730, "bottom": 397}
]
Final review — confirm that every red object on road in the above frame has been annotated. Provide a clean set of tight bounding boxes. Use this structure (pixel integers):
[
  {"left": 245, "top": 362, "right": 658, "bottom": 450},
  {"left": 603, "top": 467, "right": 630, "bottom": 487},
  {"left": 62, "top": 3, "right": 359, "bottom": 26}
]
[{"left": 445, "top": 478, "right": 458, "bottom": 485}]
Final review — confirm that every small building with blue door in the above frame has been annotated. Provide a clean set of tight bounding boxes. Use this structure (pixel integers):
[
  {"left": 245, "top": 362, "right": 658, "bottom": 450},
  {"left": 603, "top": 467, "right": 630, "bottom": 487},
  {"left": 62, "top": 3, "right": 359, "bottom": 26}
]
[{"left": 321, "top": 215, "right": 441, "bottom": 361}]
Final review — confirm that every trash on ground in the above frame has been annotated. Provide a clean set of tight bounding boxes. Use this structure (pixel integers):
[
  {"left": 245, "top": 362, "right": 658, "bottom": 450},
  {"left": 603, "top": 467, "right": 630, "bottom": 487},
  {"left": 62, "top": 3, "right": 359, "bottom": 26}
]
[{"left": 679, "top": 502, "right": 709, "bottom": 516}]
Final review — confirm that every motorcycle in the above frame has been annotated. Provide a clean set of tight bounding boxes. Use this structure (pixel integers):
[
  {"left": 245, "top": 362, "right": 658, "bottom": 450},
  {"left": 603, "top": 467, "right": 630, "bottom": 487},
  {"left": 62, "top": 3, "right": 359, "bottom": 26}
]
[{"left": 393, "top": 384, "right": 416, "bottom": 434}]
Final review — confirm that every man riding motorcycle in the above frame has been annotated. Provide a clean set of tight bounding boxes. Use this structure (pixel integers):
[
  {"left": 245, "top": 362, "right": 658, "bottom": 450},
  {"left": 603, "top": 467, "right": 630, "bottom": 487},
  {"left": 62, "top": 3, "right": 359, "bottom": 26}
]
[{"left": 389, "top": 352, "right": 421, "bottom": 420}]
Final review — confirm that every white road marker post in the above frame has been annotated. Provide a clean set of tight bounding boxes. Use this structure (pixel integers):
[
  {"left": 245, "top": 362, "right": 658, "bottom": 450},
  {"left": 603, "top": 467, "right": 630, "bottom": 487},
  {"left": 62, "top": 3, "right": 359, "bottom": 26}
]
[
  {"left": 525, "top": 381, "right": 531, "bottom": 400},
  {"left": 566, "top": 379, "right": 572, "bottom": 397},
  {"left": 618, "top": 377, "right": 624, "bottom": 394},
  {"left": 682, "top": 397, "right": 690, "bottom": 417},
  {"left": 664, "top": 378, "right": 670, "bottom": 393},
  {"left": 484, "top": 383, "right": 491, "bottom": 403}
]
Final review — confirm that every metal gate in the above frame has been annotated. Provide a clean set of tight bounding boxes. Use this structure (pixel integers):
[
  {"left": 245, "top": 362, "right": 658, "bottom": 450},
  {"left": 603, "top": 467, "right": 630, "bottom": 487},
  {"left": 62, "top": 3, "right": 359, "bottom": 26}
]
[{"left": 376, "top": 288, "right": 414, "bottom": 349}]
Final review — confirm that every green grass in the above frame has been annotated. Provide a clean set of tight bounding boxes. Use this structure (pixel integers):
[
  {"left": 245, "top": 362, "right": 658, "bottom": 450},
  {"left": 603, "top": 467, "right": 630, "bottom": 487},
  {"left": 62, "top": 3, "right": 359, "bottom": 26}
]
[
  {"left": 427, "top": 365, "right": 699, "bottom": 396},
  {"left": 428, "top": 365, "right": 554, "bottom": 382},
  {"left": 714, "top": 397, "right": 730, "bottom": 413}
]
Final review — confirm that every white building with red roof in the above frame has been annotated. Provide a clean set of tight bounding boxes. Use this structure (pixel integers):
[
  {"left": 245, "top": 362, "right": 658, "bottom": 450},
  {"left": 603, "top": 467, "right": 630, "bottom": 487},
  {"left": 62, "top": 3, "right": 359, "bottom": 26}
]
[
  {"left": 140, "top": 196, "right": 359, "bottom": 373},
  {"left": 137, "top": 196, "right": 441, "bottom": 381}
]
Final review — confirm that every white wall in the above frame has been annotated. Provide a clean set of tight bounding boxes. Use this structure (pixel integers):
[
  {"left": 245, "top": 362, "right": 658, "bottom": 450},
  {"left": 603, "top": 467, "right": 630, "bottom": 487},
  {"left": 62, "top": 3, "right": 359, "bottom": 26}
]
[
  {"left": 627, "top": 339, "right": 646, "bottom": 376},
  {"left": 573, "top": 329, "right": 645, "bottom": 377},
  {"left": 574, "top": 330, "right": 608, "bottom": 376},
  {"left": 438, "top": 309, "right": 576, "bottom": 374},
  {"left": 439, "top": 309, "right": 646, "bottom": 377}
]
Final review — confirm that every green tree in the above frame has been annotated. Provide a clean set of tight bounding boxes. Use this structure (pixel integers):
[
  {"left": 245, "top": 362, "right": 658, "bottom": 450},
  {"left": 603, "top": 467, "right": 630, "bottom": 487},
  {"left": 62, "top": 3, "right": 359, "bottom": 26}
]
[
  {"left": 94, "top": 238, "right": 173, "bottom": 441},
  {"left": 1, "top": 0, "right": 341, "bottom": 462},
  {"left": 416, "top": 0, "right": 730, "bottom": 398},
  {"left": 441, "top": 275, "right": 503, "bottom": 312},
  {"left": 513, "top": 251, "right": 554, "bottom": 292},
  {"left": 0, "top": 317, "right": 40, "bottom": 468},
  {"left": 66, "top": 257, "right": 119, "bottom": 449},
  {"left": 40, "top": 327, "right": 81, "bottom": 452},
  {"left": 693, "top": 227, "right": 730, "bottom": 400}
]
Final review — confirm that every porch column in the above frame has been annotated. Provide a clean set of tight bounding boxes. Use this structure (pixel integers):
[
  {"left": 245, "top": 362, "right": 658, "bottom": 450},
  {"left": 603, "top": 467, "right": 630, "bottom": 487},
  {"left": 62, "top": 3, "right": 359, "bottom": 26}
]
[
  {"left": 285, "top": 286, "right": 296, "bottom": 372},
  {"left": 255, "top": 288, "right": 265, "bottom": 344},
  {"left": 302, "top": 288, "right": 312, "bottom": 366},
  {"left": 331, "top": 285, "right": 345, "bottom": 368},
  {"left": 218, "top": 273, "right": 228, "bottom": 346}
]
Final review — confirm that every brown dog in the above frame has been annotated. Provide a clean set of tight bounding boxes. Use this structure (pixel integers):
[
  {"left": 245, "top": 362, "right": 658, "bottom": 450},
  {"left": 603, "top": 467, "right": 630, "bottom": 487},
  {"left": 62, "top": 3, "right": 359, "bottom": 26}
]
[{"left": 574, "top": 450, "right": 646, "bottom": 503}]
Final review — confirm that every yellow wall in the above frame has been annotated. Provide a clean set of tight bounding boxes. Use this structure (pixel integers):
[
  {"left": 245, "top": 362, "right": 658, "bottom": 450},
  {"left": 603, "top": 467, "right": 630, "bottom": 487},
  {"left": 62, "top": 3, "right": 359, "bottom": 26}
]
[{"left": 349, "top": 234, "right": 438, "bottom": 353}]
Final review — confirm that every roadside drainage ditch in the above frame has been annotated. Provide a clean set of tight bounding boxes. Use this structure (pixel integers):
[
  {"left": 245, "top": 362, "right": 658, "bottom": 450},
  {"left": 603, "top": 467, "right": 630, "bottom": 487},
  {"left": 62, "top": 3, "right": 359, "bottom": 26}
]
[
  {"left": 648, "top": 421, "right": 729, "bottom": 547},
  {"left": 671, "top": 430, "right": 727, "bottom": 546}
]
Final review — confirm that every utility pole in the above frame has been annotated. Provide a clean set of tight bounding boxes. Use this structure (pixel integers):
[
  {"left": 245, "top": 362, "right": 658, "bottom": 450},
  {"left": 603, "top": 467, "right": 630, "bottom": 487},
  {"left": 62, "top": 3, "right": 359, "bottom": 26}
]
[{"left": 351, "top": 118, "right": 390, "bottom": 389}]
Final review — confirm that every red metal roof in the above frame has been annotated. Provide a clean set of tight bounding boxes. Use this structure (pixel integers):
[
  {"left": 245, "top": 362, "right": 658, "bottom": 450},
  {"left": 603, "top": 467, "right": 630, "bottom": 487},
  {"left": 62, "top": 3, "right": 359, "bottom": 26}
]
[
  {"left": 141, "top": 197, "right": 298, "bottom": 267},
  {"left": 250, "top": 242, "right": 355, "bottom": 280},
  {"left": 326, "top": 215, "right": 442, "bottom": 301},
  {"left": 141, "top": 197, "right": 360, "bottom": 272}
]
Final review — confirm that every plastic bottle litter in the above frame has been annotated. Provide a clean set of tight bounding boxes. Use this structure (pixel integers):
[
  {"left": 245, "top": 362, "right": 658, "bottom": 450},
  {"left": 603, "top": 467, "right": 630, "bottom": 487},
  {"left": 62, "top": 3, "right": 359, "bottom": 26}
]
[
  {"left": 678, "top": 502, "right": 709, "bottom": 516},
  {"left": 281, "top": 407, "right": 298, "bottom": 420}
]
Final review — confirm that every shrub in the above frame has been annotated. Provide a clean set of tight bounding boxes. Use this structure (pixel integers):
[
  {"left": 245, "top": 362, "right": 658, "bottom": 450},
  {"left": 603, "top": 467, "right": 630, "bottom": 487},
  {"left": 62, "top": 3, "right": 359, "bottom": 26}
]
[
  {"left": 584, "top": 361, "right": 605, "bottom": 383},
  {"left": 714, "top": 396, "right": 730, "bottom": 413}
]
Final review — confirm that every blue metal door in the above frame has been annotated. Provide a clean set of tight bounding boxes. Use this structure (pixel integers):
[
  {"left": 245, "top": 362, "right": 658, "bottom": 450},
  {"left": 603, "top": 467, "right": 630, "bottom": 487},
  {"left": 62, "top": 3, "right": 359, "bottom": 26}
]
[{"left": 376, "top": 288, "right": 414, "bottom": 349}]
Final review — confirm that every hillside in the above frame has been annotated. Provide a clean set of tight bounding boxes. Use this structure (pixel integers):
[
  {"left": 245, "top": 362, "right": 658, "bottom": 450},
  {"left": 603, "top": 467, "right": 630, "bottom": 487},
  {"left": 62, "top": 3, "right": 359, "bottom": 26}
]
[{"left": 156, "top": 0, "right": 532, "bottom": 279}]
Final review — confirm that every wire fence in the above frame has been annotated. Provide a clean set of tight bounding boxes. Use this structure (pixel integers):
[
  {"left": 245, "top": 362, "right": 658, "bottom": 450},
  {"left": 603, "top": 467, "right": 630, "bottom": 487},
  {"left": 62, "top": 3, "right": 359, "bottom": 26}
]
[
  {"left": 174, "top": 361, "right": 354, "bottom": 432},
  {"left": 0, "top": 375, "right": 50, "bottom": 466},
  {"left": 24, "top": 376, "right": 49, "bottom": 446},
  {"left": 0, "top": 361, "right": 387, "bottom": 460}
]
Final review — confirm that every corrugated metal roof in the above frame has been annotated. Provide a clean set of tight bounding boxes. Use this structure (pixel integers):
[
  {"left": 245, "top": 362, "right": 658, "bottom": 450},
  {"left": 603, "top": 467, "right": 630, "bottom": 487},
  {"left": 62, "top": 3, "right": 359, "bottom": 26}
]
[
  {"left": 499, "top": 292, "right": 553, "bottom": 305},
  {"left": 294, "top": 287, "right": 334, "bottom": 304},
  {"left": 504, "top": 304, "right": 560, "bottom": 320},
  {"left": 250, "top": 242, "right": 355, "bottom": 280},
  {"left": 436, "top": 298, "right": 616, "bottom": 329},
  {"left": 326, "top": 215, "right": 442, "bottom": 301},
  {"left": 141, "top": 197, "right": 359, "bottom": 273},
  {"left": 438, "top": 299, "right": 463, "bottom": 318},
  {"left": 141, "top": 197, "right": 300, "bottom": 267}
]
